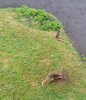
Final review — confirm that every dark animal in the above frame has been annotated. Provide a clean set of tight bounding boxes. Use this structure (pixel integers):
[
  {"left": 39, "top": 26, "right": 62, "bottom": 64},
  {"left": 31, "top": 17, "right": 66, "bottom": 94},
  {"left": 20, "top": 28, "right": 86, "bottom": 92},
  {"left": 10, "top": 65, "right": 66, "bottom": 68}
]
[
  {"left": 56, "top": 30, "right": 60, "bottom": 39},
  {"left": 42, "top": 71, "right": 65, "bottom": 86},
  {"left": 56, "top": 28, "right": 64, "bottom": 40}
]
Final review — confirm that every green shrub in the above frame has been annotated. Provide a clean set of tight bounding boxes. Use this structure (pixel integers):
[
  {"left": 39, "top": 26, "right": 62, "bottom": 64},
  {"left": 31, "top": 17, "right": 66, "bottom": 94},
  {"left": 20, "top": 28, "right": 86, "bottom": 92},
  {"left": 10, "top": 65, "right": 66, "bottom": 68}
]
[
  {"left": 41, "top": 21, "right": 62, "bottom": 31},
  {"left": 15, "top": 6, "right": 62, "bottom": 31}
]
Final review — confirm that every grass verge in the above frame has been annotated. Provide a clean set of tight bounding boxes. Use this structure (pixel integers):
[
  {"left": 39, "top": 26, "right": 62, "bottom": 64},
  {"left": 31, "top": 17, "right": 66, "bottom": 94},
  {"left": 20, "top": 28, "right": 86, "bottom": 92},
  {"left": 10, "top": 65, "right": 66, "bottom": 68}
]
[{"left": 0, "top": 7, "right": 86, "bottom": 100}]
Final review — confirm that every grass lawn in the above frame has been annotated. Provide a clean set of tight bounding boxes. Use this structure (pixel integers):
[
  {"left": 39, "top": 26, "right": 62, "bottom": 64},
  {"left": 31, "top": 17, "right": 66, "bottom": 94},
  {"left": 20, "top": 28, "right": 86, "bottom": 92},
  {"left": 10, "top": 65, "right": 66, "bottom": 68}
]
[{"left": 0, "top": 7, "right": 86, "bottom": 100}]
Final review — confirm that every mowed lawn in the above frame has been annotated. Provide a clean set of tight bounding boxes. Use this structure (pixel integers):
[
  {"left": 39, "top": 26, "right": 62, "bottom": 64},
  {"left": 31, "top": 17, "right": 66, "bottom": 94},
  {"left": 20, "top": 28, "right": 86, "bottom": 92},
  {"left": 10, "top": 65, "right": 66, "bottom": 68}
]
[{"left": 0, "top": 8, "right": 86, "bottom": 100}]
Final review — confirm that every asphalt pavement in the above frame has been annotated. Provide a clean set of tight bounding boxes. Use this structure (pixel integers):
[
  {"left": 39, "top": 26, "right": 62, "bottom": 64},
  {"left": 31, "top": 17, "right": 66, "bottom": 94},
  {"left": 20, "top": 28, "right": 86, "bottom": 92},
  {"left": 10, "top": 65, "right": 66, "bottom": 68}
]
[{"left": 0, "top": 0, "right": 86, "bottom": 57}]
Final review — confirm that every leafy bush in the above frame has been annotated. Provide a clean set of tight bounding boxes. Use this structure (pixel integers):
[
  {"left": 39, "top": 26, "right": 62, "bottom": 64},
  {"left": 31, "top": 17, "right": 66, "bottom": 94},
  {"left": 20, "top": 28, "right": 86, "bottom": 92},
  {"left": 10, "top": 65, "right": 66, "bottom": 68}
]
[
  {"left": 15, "top": 6, "right": 62, "bottom": 31},
  {"left": 41, "top": 21, "right": 61, "bottom": 31}
]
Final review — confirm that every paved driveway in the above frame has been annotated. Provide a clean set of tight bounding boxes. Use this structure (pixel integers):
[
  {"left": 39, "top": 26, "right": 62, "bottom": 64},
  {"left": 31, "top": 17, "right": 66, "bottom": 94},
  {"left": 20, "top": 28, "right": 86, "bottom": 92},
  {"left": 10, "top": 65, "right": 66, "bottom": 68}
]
[{"left": 0, "top": 0, "right": 86, "bottom": 56}]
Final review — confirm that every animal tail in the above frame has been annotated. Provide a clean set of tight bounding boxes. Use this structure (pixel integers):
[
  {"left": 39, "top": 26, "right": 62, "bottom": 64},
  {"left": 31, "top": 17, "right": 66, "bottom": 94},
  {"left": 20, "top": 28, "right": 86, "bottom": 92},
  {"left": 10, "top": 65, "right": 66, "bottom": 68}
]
[{"left": 42, "top": 78, "right": 49, "bottom": 86}]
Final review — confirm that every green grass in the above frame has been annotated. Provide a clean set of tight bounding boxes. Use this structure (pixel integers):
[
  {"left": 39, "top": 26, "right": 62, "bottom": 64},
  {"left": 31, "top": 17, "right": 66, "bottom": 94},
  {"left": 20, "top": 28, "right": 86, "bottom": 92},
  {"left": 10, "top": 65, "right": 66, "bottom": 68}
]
[{"left": 0, "top": 8, "right": 86, "bottom": 100}]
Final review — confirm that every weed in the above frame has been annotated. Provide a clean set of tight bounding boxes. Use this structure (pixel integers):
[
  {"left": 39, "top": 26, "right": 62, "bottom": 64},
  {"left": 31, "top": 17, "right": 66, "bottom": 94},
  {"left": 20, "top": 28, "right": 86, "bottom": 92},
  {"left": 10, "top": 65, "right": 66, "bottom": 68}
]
[{"left": 15, "top": 6, "right": 62, "bottom": 31}]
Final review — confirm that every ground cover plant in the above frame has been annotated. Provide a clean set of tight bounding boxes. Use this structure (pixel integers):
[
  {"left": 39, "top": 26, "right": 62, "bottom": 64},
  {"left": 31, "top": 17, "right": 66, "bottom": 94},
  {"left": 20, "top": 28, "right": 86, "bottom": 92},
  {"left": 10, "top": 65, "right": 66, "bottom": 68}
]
[{"left": 15, "top": 6, "right": 62, "bottom": 31}]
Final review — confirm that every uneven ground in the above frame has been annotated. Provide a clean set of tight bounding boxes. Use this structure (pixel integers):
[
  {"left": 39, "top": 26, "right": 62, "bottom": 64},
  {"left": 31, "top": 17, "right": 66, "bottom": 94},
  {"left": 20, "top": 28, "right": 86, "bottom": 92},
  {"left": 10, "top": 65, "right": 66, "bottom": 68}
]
[
  {"left": 0, "top": 8, "right": 86, "bottom": 100},
  {"left": 0, "top": 0, "right": 86, "bottom": 57}
]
